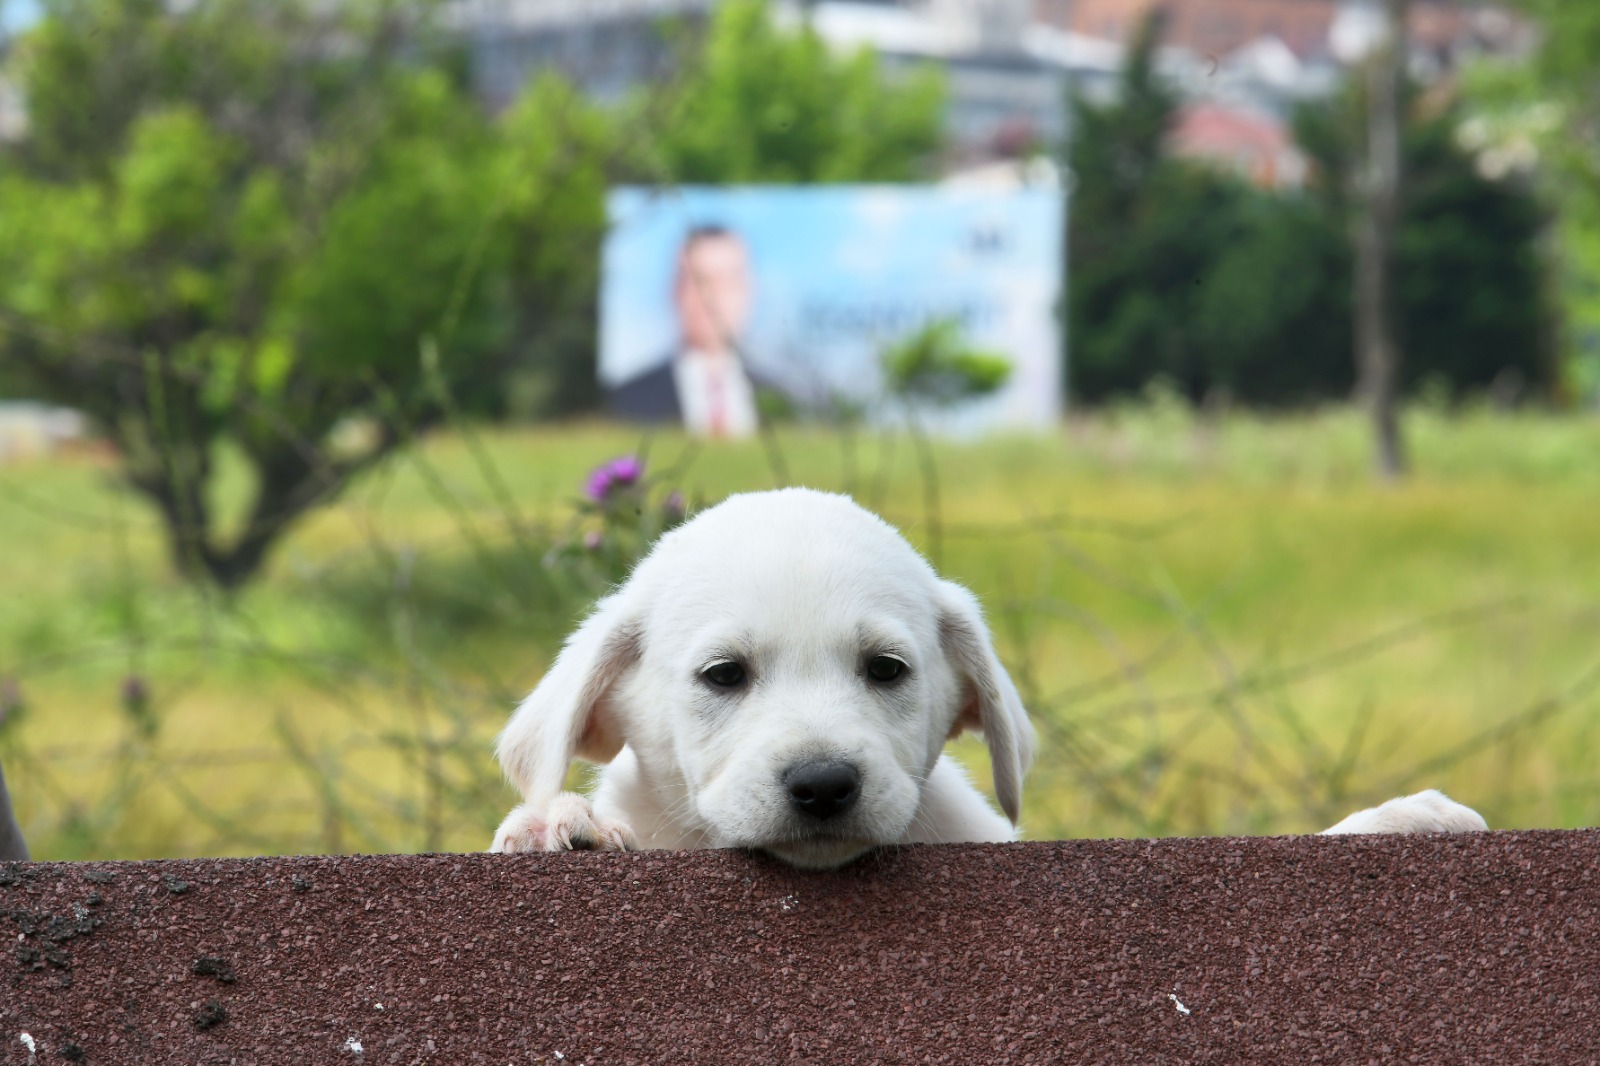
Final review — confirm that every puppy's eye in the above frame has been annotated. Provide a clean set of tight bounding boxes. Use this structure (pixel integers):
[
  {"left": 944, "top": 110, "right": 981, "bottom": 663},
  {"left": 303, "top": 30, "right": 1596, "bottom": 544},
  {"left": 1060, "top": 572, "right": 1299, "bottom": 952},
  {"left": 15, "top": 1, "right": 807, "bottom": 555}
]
[
  {"left": 702, "top": 661, "right": 747, "bottom": 688},
  {"left": 866, "top": 655, "right": 906, "bottom": 683}
]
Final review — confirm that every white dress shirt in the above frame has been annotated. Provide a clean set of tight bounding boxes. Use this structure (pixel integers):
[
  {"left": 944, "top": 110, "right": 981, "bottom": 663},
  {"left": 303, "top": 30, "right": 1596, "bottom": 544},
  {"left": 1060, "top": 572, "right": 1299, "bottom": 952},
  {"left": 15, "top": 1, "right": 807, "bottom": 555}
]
[{"left": 672, "top": 348, "right": 759, "bottom": 439}]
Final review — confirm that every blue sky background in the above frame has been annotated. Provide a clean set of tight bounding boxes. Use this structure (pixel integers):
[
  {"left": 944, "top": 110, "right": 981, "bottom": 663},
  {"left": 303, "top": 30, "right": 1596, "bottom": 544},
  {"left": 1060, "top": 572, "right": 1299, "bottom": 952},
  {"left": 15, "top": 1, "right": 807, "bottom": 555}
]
[{"left": 602, "top": 185, "right": 1064, "bottom": 430}]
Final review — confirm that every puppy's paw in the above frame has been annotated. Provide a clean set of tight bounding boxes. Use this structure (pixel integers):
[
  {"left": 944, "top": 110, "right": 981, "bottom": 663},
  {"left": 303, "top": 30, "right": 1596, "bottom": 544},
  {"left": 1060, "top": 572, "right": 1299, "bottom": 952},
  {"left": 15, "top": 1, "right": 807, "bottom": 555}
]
[
  {"left": 490, "top": 793, "right": 638, "bottom": 854},
  {"left": 489, "top": 803, "right": 550, "bottom": 853},
  {"left": 1321, "top": 788, "right": 1488, "bottom": 836},
  {"left": 541, "top": 792, "right": 638, "bottom": 852}
]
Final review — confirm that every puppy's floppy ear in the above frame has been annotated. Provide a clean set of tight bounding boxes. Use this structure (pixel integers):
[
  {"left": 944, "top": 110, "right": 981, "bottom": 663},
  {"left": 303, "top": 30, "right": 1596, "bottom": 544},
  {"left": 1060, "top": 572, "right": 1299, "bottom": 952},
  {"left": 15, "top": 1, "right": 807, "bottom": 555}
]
[
  {"left": 937, "top": 580, "right": 1037, "bottom": 825},
  {"left": 495, "top": 590, "right": 642, "bottom": 809}
]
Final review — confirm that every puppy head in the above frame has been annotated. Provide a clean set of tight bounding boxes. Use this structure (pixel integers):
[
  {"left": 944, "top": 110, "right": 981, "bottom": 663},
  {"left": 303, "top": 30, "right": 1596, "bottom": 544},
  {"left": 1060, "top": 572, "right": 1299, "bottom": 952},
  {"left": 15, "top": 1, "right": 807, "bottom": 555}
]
[{"left": 496, "top": 488, "right": 1034, "bottom": 869}]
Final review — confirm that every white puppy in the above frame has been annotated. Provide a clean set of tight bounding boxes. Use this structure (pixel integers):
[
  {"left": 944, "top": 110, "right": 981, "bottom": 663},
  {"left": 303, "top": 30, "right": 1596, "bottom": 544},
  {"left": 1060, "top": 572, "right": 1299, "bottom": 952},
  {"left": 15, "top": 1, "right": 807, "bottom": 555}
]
[{"left": 491, "top": 488, "right": 1485, "bottom": 869}]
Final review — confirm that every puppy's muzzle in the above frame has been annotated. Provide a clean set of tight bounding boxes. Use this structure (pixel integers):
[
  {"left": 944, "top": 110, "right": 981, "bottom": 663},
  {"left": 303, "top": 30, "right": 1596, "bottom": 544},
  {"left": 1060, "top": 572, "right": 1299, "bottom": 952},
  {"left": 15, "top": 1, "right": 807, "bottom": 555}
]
[{"left": 783, "top": 760, "right": 861, "bottom": 821}]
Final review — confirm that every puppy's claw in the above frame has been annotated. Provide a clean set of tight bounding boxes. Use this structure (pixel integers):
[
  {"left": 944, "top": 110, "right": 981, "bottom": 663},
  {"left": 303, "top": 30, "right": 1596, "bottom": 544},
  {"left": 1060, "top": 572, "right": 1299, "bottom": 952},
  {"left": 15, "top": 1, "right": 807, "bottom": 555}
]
[{"left": 491, "top": 793, "right": 637, "bottom": 854}]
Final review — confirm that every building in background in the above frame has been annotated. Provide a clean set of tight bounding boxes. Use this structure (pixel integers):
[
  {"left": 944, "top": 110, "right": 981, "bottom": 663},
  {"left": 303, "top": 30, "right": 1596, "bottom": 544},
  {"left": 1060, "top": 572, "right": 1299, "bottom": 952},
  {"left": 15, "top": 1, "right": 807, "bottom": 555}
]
[
  {"left": 444, "top": 0, "right": 1523, "bottom": 170},
  {"left": 780, "top": 1, "right": 1100, "bottom": 160},
  {"left": 1167, "top": 102, "right": 1308, "bottom": 188},
  {"left": 444, "top": 0, "right": 716, "bottom": 107},
  {"left": 445, "top": 0, "right": 1111, "bottom": 158},
  {"left": 3, "top": 1, "right": 1537, "bottom": 155},
  {"left": 1053, "top": 0, "right": 1526, "bottom": 67},
  {"left": 1058, "top": 0, "right": 1340, "bottom": 58}
]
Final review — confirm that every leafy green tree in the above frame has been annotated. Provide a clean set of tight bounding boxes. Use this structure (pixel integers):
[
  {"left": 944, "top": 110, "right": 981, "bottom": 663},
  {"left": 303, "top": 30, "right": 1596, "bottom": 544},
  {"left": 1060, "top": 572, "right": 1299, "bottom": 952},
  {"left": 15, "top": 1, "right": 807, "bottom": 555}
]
[
  {"left": 493, "top": 74, "right": 632, "bottom": 417},
  {"left": 651, "top": 0, "right": 945, "bottom": 183},
  {"left": 1465, "top": 1, "right": 1600, "bottom": 403},
  {"left": 0, "top": 0, "right": 510, "bottom": 588}
]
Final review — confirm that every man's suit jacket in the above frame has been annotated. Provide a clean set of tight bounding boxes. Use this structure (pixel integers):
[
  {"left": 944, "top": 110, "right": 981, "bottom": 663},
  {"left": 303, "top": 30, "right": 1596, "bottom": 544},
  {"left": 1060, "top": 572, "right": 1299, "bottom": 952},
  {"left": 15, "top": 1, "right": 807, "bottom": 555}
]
[{"left": 607, "top": 358, "right": 681, "bottom": 422}]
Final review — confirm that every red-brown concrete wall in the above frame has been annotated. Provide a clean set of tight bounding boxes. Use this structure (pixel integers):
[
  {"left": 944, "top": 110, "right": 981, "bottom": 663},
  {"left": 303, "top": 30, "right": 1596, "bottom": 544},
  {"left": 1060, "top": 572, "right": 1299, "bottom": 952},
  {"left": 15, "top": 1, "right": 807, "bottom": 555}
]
[{"left": 4, "top": 830, "right": 1598, "bottom": 1064}]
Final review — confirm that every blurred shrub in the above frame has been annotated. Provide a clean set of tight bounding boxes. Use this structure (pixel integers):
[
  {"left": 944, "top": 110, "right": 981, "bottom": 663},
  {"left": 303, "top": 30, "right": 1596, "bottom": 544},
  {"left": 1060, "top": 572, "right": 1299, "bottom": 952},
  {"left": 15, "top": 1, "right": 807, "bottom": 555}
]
[
  {"left": 882, "top": 319, "right": 1013, "bottom": 409},
  {"left": 649, "top": 0, "right": 944, "bottom": 184}
]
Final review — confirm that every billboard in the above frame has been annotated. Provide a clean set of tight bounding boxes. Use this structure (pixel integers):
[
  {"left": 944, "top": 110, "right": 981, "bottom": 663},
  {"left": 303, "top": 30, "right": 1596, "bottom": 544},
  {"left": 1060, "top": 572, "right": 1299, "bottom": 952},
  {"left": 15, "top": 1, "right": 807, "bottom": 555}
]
[{"left": 600, "top": 185, "right": 1063, "bottom": 438}]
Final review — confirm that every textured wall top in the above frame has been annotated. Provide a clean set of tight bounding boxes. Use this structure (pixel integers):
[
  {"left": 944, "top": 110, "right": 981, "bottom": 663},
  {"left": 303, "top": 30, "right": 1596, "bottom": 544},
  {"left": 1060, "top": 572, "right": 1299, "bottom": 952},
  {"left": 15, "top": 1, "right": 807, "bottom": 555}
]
[{"left": 3, "top": 830, "right": 1598, "bottom": 1065}]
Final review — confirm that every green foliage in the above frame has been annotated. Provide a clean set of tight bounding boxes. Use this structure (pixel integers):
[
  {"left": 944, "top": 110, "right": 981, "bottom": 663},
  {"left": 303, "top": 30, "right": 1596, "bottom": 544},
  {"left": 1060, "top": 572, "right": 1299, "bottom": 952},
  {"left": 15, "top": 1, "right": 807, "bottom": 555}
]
[
  {"left": 1296, "top": 86, "right": 1551, "bottom": 402},
  {"left": 881, "top": 319, "right": 1013, "bottom": 407},
  {"left": 1067, "top": 11, "right": 1175, "bottom": 231},
  {"left": 0, "top": 0, "right": 596, "bottom": 587},
  {"left": 1463, "top": 1, "right": 1600, "bottom": 404},
  {"left": 1187, "top": 192, "right": 1352, "bottom": 401},
  {"left": 651, "top": 0, "right": 945, "bottom": 183},
  {"left": 1068, "top": 11, "right": 1550, "bottom": 406},
  {"left": 492, "top": 75, "right": 633, "bottom": 416},
  {"left": 5, "top": 417, "right": 1600, "bottom": 857},
  {"left": 1067, "top": 14, "right": 1350, "bottom": 404}
]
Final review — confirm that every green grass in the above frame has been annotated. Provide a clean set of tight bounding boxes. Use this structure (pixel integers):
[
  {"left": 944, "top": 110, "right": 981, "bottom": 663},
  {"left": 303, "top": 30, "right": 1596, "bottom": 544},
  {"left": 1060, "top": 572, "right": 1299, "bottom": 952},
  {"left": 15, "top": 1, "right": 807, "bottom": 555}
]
[{"left": 2, "top": 405, "right": 1598, "bottom": 859}]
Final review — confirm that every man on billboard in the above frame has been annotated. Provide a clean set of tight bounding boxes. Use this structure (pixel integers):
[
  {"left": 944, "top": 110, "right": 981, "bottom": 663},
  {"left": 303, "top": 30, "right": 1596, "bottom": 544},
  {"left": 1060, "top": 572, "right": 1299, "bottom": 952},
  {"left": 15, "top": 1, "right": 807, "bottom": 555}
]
[{"left": 607, "top": 225, "right": 761, "bottom": 439}]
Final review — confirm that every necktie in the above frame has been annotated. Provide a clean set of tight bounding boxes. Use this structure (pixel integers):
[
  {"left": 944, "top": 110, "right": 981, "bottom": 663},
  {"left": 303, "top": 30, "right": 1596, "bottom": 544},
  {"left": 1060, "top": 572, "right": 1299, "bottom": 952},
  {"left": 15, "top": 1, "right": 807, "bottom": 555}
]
[{"left": 708, "top": 364, "right": 728, "bottom": 438}]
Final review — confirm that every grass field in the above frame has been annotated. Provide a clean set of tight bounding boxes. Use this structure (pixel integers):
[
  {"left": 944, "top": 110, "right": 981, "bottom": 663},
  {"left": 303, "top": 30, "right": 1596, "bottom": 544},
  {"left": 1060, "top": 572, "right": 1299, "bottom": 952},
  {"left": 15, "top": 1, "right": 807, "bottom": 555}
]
[{"left": 2, "top": 405, "right": 1598, "bottom": 860}]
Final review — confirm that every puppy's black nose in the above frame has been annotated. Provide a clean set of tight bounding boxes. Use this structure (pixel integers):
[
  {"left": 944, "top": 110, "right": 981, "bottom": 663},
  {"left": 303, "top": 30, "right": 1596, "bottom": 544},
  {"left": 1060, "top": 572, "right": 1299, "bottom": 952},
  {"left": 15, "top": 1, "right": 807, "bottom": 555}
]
[{"left": 784, "top": 761, "right": 861, "bottom": 821}]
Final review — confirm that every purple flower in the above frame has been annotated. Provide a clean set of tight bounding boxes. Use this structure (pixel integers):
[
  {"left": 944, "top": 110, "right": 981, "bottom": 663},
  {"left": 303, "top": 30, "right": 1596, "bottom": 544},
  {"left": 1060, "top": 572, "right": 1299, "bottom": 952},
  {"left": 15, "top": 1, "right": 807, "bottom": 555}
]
[
  {"left": 663, "top": 491, "right": 685, "bottom": 521},
  {"left": 584, "top": 455, "right": 643, "bottom": 502},
  {"left": 582, "top": 530, "right": 604, "bottom": 552}
]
